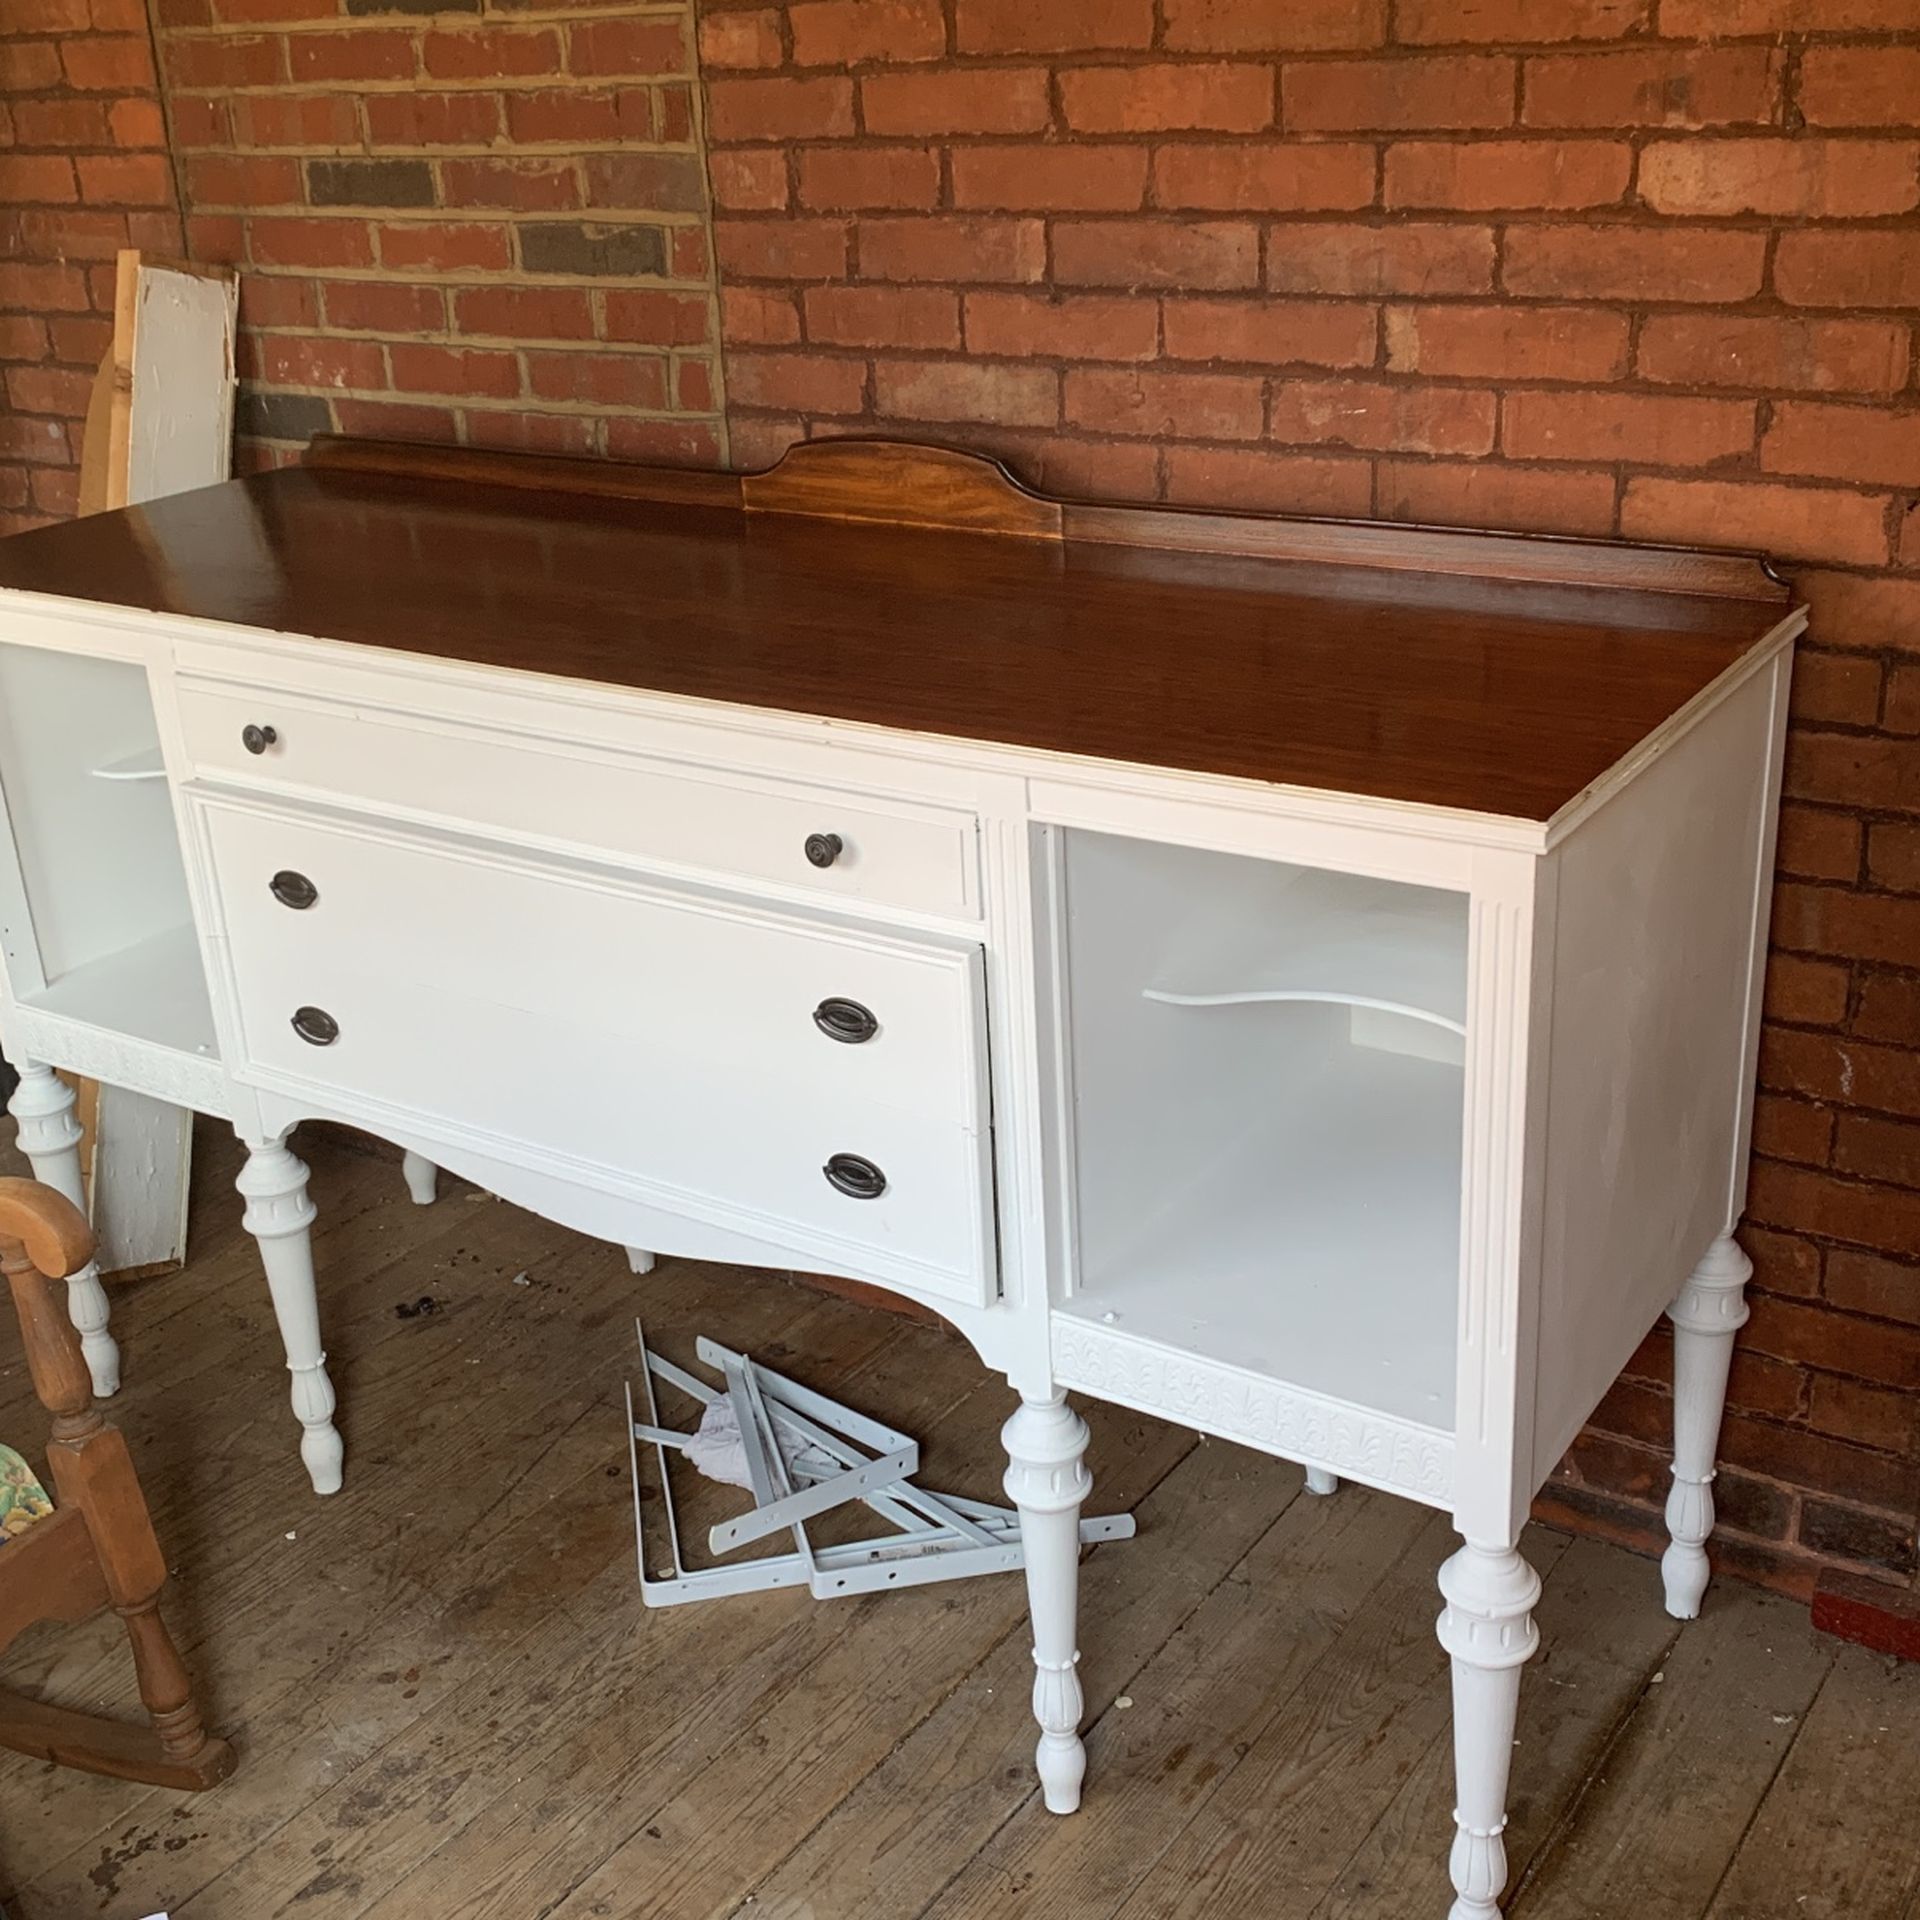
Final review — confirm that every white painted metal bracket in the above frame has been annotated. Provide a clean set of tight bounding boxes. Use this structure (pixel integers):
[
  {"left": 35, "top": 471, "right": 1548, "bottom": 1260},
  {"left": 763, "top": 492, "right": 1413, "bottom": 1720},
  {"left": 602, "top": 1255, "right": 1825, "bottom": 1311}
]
[{"left": 628, "top": 1321, "right": 1135, "bottom": 1609}]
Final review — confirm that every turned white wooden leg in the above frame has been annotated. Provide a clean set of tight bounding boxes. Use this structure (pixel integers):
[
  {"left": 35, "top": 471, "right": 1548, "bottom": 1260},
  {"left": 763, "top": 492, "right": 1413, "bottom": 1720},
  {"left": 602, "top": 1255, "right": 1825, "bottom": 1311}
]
[
  {"left": 1003, "top": 1390, "right": 1091, "bottom": 1814},
  {"left": 1437, "top": 1541, "right": 1540, "bottom": 1920},
  {"left": 9, "top": 1061, "right": 120, "bottom": 1398},
  {"left": 400, "top": 1151, "right": 438, "bottom": 1206},
  {"left": 1304, "top": 1467, "right": 1340, "bottom": 1496},
  {"left": 625, "top": 1246, "right": 656, "bottom": 1275},
  {"left": 1663, "top": 1234, "right": 1752, "bottom": 1620},
  {"left": 237, "top": 1135, "right": 341, "bottom": 1496}
]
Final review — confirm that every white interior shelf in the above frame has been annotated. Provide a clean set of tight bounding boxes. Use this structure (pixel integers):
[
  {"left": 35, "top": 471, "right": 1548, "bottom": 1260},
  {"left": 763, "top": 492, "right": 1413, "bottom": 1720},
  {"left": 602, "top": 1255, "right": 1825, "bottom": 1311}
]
[
  {"left": 0, "top": 645, "right": 218, "bottom": 1069},
  {"left": 92, "top": 747, "right": 168, "bottom": 782},
  {"left": 21, "top": 922, "right": 218, "bottom": 1062},
  {"left": 1142, "top": 865, "right": 1467, "bottom": 1038},
  {"left": 1061, "top": 1039, "right": 1462, "bottom": 1427}
]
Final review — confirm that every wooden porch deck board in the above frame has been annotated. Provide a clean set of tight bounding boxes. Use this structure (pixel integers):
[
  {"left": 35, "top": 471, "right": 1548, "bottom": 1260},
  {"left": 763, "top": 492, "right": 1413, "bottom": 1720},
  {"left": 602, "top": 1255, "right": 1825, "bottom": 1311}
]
[{"left": 2, "top": 1121, "right": 1911, "bottom": 1920}]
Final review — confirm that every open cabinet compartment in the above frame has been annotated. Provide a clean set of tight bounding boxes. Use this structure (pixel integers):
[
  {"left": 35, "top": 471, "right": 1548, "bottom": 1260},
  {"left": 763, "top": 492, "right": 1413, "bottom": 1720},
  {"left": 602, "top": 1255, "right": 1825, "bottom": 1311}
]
[
  {"left": 0, "top": 643, "right": 214, "bottom": 1060},
  {"left": 1050, "top": 828, "right": 1468, "bottom": 1433}
]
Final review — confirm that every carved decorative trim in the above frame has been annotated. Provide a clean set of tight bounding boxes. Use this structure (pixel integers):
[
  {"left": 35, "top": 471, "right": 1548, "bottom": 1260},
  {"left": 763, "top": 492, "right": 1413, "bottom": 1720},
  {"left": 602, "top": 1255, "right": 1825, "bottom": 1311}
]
[
  {"left": 743, "top": 438, "right": 1063, "bottom": 540},
  {"left": 5, "top": 1011, "right": 228, "bottom": 1120},
  {"left": 1052, "top": 1314, "right": 1452, "bottom": 1507}
]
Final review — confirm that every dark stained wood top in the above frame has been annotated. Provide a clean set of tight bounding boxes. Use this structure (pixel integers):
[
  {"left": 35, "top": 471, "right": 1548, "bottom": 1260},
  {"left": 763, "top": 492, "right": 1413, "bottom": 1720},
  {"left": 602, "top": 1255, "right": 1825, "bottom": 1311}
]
[{"left": 0, "top": 439, "right": 1797, "bottom": 824}]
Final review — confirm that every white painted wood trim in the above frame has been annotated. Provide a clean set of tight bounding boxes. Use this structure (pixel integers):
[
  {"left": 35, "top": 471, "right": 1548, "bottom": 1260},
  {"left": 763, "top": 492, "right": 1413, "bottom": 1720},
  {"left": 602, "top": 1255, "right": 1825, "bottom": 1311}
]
[
  {"left": 1540, "top": 609, "right": 1803, "bottom": 847},
  {"left": 1724, "top": 645, "right": 1794, "bottom": 1232},
  {"left": 1052, "top": 1311, "right": 1454, "bottom": 1507},
  {"left": 1450, "top": 849, "right": 1550, "bottom": 1546},
  {"left": 124, "top": 261, "right": 239, "bottom": 509},
  {"left": 3, "top": 1004, "right": 228, "bottom": 1118}
]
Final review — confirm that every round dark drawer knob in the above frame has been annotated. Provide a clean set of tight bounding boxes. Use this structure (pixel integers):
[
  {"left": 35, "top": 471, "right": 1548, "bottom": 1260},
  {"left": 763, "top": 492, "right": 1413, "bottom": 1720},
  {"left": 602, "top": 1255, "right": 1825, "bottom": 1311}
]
[
  {"left": 242, "top": 723, "right": 278, "bottom": 756},
  {"left": 270, "top": 870, "right": 318, "bottom": 911},
  {"left": 812, "top": 997, "right": 878, "bottom": 1044},
  {"left": 291, "top": 1005, "right": 339, "bottom": 1047},
  {"left": 823, "top": 1152, "right": 886, "bottom": 1200},
  {"left": 804, "top": 831, "right": 844, "bottom": 870}
]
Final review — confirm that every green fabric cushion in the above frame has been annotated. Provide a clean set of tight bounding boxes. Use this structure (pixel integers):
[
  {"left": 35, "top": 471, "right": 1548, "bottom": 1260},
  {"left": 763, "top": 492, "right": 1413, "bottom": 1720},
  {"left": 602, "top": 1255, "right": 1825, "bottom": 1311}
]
[{"left": 0, "top": 1443, "right": 52, "bottom": 1542}]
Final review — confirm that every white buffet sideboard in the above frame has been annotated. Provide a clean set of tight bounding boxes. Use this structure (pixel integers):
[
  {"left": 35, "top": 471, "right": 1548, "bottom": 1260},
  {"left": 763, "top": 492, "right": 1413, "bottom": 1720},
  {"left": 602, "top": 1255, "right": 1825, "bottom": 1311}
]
[{"left": 0, "top": 437, "right": 1801, "bottom": 1919}]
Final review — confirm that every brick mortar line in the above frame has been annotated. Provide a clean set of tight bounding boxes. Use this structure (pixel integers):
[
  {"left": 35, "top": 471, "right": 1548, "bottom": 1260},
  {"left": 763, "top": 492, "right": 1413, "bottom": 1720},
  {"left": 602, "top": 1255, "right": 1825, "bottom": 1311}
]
[
  {"left": 243, "top": 327, "right": 714, "bottom": 347},
  {"left": 152, "top": 4, "right": 690, "bottom": 27},
  {"left": 710, "top": 283, "right": 1920, "bottom": 322},
  {"left": 731, "top": 289, "right": 1883, "bottom": 314},
  {"left": 689, "top": 41, "right": 1920, "bottom": 62},
  {"left": 710, "top": 401, "right": 1910, "bottom": 484},
  {"left": 240, "top": 385, "right": 723, "bottom": 419},
  {"left": 711, "top": 139, "right": 1920, "bottom": 159},
  {"left": 700, "top": 212, "right": 1920, "bottom": 228},
  {"left": 185, "top": 204, "right": 715, "bottom": 224},
  {"left": 165, "top": 125, "right": 1920, "bottom": 145},
  {"left": 1750, "top": 1140, "right": 1920, "bottom": 1203},
  {"left": 1582, "top": 1406, "right": 1912, "bottom": 1478},
  {"left": 715, "top": 344, "right": 1902, "bottom": 384},
  {"left": 1595, "top": 1378, "right": 1918, "bottom": 1462},
  {"left": 703, "top": 214, "right": 1920, "bottom": 237},
  {"left": 229, "top": 274, "right": 718, "bottom": 293},
  {"left": 150, "top": 16, "right": 693, "bottom": 35},
  {"left": 159, "top": 140, "right": 703, "bottom": 154},
  {"left": 157, "top": 73, "right": 693, "bottom": 92}
]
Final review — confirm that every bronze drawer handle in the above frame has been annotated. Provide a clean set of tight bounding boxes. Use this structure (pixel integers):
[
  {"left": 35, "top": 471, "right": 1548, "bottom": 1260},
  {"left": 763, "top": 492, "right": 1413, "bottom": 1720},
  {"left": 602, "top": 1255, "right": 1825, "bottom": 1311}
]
[
  {"left": 242, "top": 723, "right": 278, "bottom": 755},
  {"left": 291, "top": 1006, "right": 339, "bottom": 1046},
  {"left": 823, "top": 1152, "right": 886, "bottom": 1200},
  {"left": 270, "top": 870, "right": 318, "bottom": 910},
  {"left": 812, "top": 997, "right": 878, "bottom": 1044},
  {"left": 804, "top": 831, "right": 844, "bottom": 869}
]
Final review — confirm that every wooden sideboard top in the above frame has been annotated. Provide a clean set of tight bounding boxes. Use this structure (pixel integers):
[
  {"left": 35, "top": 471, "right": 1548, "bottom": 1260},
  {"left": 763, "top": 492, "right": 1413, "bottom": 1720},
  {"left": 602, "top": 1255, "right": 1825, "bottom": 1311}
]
[{"left": 0, "top": 437, "right": 1796, "bottom": 823}]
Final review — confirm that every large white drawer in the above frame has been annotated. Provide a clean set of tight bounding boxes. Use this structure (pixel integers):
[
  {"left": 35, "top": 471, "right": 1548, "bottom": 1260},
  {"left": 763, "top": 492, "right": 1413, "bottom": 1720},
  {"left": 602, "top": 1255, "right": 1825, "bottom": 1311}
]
[
  {"left": 195, "top": 798, "right": 997, "bottom": 1304},
  {"left": 173, "top": 676, "right": 980, "bottom": 920}
]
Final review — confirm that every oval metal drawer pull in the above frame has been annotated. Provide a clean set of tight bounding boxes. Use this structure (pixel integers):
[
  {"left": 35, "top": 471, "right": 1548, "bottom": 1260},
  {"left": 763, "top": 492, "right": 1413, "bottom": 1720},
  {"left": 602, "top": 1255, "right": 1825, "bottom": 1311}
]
[
  {"left": 823, "top": 1152, "right": 886, "bottom": 1200},
  {"left": 812, "top": 997, "right": 878, "bottom": 1044},
  {"left": 291, "top": 1005, "right": 339, "bottom": 1047},
  {"left": 270, "top": 870, "right": 318, "bottom": 911},
  {"left": 804, "top": 831, "right": 844, "bottom": 869},
  {"left": 242, "top": 723, "right": 278, "bottom": 756}
]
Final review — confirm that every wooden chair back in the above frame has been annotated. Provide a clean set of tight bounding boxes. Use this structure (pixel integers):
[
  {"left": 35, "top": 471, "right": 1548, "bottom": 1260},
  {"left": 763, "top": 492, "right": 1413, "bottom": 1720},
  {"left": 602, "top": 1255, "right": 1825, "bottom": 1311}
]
[{"left": 0, "top": 1176, "right": 234, "bottom": 1788}]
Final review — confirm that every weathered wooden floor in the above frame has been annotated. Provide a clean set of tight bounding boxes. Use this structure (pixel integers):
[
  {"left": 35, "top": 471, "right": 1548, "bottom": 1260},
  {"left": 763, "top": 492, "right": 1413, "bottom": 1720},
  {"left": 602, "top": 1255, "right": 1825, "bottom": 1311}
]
[{"left": 2, "top": 1119, "right": 1916, "bottom": 1920}]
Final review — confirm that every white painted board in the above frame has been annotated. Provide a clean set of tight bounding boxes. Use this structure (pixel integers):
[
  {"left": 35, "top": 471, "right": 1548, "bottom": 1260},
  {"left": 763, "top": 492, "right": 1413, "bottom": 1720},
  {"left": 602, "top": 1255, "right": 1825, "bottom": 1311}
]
[
  {"left": 90, "top": 255, "right": 238, "bottom": 1273},
  {"left": 91, "top": 1083, "right": 193, "bottom": 1276},
  {"left": 126, "top": 264, "right": 239, "bottom": 506}
]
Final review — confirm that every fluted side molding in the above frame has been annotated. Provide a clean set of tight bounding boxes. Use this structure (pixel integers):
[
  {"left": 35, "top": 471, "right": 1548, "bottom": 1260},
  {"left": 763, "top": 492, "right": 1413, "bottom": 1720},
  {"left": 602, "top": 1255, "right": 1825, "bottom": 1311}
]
[
  {"left": 236, "top": 1138, "right": 341, "bottom": 1496},
  {"left": 7, "top": 1062, "right": 120, "bottom": 1399},
  {"left": 1002, "top": 1392, "right": 1093, "bottom": 1815},
  {"left": 1436, "top": 1542, "right": 1541, "bottom": 1920},
  {"left": 1663, "top": 1234, "right": 1752, "bottom": 1619}
]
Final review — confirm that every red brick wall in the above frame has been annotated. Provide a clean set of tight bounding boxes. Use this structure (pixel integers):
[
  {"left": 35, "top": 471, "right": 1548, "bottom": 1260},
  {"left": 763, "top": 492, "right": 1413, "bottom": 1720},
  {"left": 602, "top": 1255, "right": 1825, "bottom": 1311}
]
[
  {"left": 148, "top": 0, "right": 725, "bottom": 468},
  {"left": 1, "top": 0, "right": 1916, "bottom": 1596},
  {"left": 696, "top": 0, "right": 1920, "bottom": 1592},
  {"left": 0, "top": 0, "right": 184, "bottom": 535}
]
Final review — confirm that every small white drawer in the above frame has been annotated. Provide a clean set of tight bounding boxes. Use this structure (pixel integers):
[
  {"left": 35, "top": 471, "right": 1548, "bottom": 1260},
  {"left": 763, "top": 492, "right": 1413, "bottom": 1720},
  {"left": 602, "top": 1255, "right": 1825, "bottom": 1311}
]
[
  {"left": 196, "top": 798, "right": 997, "bottom": 1304},
  {"left": 173, "top": 677, "right": 980, "bottom": 920}
]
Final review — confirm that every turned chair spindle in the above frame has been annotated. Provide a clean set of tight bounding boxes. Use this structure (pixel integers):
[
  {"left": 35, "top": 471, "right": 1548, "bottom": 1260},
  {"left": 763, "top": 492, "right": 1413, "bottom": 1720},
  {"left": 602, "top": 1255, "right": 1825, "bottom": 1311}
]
[{"left": 0, "top": 1175, "right": 234, "bottom": 1790}]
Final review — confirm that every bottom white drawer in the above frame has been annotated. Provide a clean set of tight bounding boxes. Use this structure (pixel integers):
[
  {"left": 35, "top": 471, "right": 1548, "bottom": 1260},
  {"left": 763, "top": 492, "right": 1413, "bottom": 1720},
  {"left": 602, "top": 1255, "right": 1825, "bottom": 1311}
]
[{"left": 197, "top": 799, "right": 997, "bottom": 1304}]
